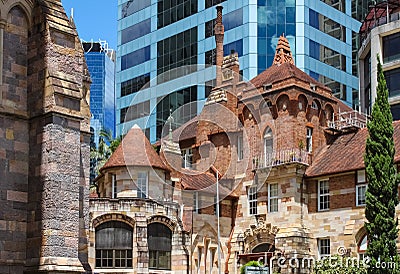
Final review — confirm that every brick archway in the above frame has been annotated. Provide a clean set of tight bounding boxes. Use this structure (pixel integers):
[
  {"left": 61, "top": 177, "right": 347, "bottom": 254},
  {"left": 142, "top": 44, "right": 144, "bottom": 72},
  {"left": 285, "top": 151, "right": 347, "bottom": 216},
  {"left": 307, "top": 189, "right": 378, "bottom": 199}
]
[
  {"left": 92, "top": 213, "right": 135, "bottom": 228},
  {"left": 147, "top": 215, "right": 176, "bottom": 231}
]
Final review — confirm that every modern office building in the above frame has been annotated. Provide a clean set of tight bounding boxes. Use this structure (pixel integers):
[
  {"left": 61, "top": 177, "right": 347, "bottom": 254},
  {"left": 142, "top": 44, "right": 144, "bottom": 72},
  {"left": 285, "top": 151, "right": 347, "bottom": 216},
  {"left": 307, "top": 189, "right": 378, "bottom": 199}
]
[
  {"left": 117, "top": 0, "right": 363, "bottom": 143},
  {"left": 83, "top": 40, "right": 116, "bottom": 146},
  {"left": 358, "top": 1, "right": 400, "bottom": 119}
]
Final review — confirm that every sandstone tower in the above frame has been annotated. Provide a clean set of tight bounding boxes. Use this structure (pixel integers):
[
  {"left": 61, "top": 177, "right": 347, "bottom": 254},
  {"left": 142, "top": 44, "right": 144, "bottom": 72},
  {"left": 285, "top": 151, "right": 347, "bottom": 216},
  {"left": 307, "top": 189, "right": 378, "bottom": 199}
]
[{"left": 0, "top": 0, "right": 91, "bottom": 273}]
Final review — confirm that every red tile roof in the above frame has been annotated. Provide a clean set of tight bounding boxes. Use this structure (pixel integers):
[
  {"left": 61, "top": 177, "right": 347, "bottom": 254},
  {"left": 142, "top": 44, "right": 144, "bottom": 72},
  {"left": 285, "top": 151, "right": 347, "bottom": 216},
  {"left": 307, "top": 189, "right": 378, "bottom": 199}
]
[
  {"left": 306, "top": 121, "right": 400, "bottom": 177},
  {"left": 179, "top": 169, "right": 236, "bottom": 197},
  {"left": 101, "top": 125, "right": 168, "bottom": 171},
  {"left": 250, "top": 62, "right": 327, "bottom": 90}
]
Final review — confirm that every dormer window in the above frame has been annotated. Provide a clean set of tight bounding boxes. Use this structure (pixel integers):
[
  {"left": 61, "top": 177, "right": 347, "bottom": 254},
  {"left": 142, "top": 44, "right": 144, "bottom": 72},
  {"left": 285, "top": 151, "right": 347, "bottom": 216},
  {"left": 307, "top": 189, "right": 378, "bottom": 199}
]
[{"left": 181, "top": 148, "right": 193, "bottom": 169}]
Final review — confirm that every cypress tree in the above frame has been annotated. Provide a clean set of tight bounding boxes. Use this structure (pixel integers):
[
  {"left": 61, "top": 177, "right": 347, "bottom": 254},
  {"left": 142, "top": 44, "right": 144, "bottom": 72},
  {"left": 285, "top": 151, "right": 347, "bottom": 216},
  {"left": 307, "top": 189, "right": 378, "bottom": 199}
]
[{"left": 364, "top": 56, "right": 400, "bottom": 273}]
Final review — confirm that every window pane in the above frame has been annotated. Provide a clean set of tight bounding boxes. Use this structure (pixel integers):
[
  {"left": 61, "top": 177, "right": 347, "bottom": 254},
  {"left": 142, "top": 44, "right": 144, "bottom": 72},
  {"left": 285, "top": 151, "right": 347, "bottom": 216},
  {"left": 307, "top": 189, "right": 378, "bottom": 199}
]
[
  {"left": 384, "top": 67, "right": 400, "bottom": 98},
  {"left": 383, "top": 32, "right": 400, "bottom": 63},
  {"left": 357, "top": 185, "right": 367, "bottom": 206},
  {"left": 121, "top": 19, "right": 151, "bottom": 44},
  {"left": 249, "top": 186, "right": 258, "bottom": 215},
  {"left": 318, "top": 238, "right": 330, "bottom": 257},
  {"left": 318, "top": 180, "right": 329, "bottom": 211},
  {"left": 148, "top": 223, "right": 172, "bottom": 270},
  {"left": 121, "top": 46, "right": 151, "bottom": 70},
  {"left": 121, "top": 0, "right": 151, "bottom": 18},
  {"left": 137, "top": 172, "right": 148, "bottom": 198}
]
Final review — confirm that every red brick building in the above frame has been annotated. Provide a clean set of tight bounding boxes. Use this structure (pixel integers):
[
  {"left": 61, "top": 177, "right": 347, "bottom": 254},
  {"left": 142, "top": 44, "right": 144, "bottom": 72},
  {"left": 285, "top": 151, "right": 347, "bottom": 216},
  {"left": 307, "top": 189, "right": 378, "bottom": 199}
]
[{"left": 88, "top": 7, "right": 400, "bottom": 274}]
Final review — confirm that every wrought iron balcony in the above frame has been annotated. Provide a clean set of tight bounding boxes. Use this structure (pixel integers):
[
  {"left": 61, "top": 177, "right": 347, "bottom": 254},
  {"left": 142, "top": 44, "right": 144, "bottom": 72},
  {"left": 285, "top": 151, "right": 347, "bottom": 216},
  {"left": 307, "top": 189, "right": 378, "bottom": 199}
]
[{"left": 252, "top": 148, "right": 310, "bottom": 170}]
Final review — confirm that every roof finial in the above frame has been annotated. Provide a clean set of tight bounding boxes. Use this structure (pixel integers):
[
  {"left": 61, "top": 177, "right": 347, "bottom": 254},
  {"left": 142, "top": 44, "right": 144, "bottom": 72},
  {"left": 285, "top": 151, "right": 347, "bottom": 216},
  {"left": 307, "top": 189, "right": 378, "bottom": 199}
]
[{"left": 273, "top": 34, "right": 294, "bottom": 66}]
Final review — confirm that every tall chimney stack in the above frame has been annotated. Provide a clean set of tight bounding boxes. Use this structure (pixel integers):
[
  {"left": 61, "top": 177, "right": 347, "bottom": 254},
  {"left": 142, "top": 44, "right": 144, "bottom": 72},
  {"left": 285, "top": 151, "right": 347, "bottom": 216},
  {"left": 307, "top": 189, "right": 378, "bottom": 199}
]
[{"left": 215, "top": 6, "right": 224, "bottom": 86}]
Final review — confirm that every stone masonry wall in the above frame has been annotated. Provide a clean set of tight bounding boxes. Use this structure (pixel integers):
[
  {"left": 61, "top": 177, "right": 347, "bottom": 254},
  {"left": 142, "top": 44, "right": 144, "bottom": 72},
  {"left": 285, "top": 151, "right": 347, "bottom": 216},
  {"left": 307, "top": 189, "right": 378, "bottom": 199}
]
[
  {"left": 0, "top": 0, "right": 91, "bottom": 273},
  {"left": 0, "top": 5, "right": 30, "bottom": 274}
]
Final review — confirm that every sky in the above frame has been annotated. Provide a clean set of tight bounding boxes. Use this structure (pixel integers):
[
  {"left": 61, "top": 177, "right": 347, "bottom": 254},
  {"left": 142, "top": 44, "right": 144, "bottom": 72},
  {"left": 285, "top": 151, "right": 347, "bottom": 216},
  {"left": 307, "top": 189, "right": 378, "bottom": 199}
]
[{"left": 61, "top": 0, "right": 118, "bottom": 50}]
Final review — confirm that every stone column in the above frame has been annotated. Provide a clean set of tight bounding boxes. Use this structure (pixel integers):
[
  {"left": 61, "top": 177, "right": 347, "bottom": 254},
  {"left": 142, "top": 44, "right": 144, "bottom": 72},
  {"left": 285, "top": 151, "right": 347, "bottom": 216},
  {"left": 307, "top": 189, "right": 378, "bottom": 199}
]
[{"left": 25, "top": 114, "right": 86, "bottom": 273}]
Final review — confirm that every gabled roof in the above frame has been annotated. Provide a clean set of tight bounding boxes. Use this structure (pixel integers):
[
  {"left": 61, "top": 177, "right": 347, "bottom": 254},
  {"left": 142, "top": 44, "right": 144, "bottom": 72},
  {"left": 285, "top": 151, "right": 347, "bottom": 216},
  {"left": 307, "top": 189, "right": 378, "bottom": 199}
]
[
  {"left": 101, "top": 125, "right": 168, "bottom": 171},
  {"left": 306, "top": 121, "right": 400, "bottom": 177}
]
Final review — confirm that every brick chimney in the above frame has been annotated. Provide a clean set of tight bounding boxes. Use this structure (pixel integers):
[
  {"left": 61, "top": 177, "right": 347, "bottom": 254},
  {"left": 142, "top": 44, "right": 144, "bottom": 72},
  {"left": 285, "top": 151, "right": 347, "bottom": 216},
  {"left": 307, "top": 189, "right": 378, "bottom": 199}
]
[
  {"left": 222, "top": 50, "right": 240, "bottom": 83},
  {"left": 215, "top": 5, "right": 224, "bottom": 86}
]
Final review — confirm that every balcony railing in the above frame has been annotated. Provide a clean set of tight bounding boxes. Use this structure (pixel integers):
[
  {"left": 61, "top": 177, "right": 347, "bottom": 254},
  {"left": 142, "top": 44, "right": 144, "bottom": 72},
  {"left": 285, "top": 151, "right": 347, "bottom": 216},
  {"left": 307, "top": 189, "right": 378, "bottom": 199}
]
[
  {"left": 90, "top": 197, "right": 180, "bottom": 217},
  {"left": 327, "top": 110, "right": 367, "bottom": 131},
  {"left": 252, "top": 149, "right": 310, "bottom": 170}
]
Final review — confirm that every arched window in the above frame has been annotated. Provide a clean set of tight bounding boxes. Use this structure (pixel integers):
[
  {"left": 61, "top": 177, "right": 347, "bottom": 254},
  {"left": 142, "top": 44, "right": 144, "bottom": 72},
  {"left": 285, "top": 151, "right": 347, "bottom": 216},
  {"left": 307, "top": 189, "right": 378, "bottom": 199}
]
[
  {"left": 95, "top": 221, "right": 133, "bottom": 268},
  {"left": 311, "top": 100, "right": 319, "bottom": 110},
  {"left": 263, "top": 127, "right": 273, "bottom": 165},
  {"left": 148, "top": 223, "right": 172, "bottom": 270},
  {"left": 252, "top": 243, "right": 275, "bottom": 253},
  {"left": 358, "top": 235, "right": 367, "bottom": 260}
]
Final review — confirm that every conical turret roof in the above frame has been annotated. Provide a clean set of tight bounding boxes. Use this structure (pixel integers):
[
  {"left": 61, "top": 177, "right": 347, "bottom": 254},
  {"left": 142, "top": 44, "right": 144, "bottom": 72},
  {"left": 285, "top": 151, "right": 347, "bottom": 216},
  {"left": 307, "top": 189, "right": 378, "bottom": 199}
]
[{"left": 101, "top": 125, "right": 168, "bottom": 171}]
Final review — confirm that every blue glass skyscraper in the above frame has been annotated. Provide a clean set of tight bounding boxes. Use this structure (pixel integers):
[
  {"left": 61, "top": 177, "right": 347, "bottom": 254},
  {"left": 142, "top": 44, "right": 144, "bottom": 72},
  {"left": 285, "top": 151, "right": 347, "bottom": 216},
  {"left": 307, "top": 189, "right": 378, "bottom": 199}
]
[
  {"left": 83, "top": 41, "right": 116, "bottom": 146},
  {"left": 117, "top": 0, "right": 363, "bottom": 143}
]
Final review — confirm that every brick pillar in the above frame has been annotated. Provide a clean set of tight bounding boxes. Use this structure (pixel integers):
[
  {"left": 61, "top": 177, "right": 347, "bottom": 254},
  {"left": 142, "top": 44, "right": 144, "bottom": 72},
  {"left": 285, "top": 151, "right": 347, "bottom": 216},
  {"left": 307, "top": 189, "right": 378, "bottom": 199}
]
[{"left": 215, "top": 6, "right": 224, "bottom": 87}]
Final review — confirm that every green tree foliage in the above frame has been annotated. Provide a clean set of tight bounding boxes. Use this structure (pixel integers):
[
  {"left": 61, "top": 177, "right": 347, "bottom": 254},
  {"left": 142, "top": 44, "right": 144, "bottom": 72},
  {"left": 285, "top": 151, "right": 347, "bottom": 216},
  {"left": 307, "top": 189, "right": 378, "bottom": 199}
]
[
  {"left": 240, "top": 261, "right": 263, "bottom": 274},
  {"left": 90, "top": 128, "right": 122, "bottom": 180},
  {"left": 364, "top": 56, "right": 400, "bottom": 273}
]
